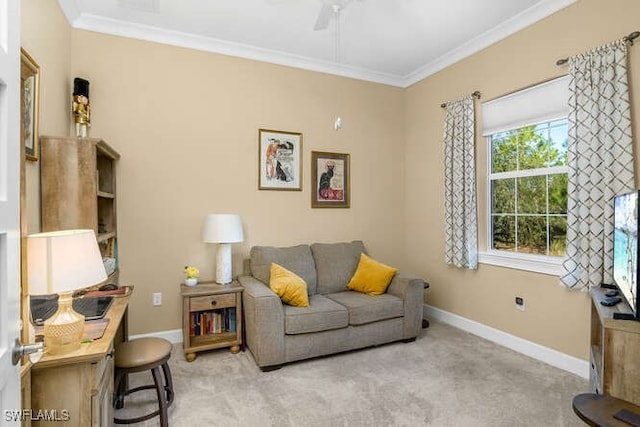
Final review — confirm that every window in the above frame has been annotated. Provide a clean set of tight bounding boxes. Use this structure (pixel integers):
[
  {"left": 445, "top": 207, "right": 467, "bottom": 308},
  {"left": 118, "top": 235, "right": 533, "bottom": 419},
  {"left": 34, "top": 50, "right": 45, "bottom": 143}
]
[
  {"left": 489, "top": 119, "right": 568, "bottom": 256},
  {"left": 480, "top": 76, "right": 570, "bottom": 274}
]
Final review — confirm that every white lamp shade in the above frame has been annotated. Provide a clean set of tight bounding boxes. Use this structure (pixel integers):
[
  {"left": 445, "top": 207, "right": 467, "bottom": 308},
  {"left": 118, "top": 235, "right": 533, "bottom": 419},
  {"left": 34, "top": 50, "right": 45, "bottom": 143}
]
[
  {"left": 203, "top": 214, "right": 244, "bottom": 243},
  {"left": 27, "top": 229, "right": 108, "bottom": 295}
]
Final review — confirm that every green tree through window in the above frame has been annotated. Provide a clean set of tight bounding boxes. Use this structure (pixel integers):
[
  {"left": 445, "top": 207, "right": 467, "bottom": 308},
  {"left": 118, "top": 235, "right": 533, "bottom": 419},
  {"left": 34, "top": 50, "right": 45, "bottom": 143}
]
[{"left": 490, "top": 119, "right": 568, "bottom": 256}]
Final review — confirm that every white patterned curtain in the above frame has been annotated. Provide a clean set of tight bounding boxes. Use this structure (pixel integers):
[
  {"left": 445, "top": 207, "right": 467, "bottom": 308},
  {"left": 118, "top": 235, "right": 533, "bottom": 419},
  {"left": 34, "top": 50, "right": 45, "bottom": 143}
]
[
  {"left": 560, "top": 40, "right": 635, "bottom": 289},
  {"left": 443, "top": 95, "right": 477, "bottom": 269}
]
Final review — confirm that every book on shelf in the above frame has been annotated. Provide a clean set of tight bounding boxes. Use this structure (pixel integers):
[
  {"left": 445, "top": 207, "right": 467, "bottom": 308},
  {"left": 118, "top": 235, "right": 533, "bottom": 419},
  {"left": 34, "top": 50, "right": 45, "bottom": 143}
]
[{"left": 189, "top": 308, "right": 236, "bottom": 336}]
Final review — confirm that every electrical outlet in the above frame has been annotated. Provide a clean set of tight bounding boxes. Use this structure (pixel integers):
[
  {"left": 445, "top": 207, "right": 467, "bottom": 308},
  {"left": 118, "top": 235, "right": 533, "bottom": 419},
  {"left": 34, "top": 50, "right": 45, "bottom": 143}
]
[
  {"left": 515, "top": 296, "right": 525, "bottom": 311},
  {"left": 153, "top": 292, "right": 162, "bottom": 306}
]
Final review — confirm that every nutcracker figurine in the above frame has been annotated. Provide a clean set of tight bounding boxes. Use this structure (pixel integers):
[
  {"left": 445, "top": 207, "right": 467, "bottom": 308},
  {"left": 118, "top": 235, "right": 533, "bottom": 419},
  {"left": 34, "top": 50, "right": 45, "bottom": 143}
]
[{"left": 72, "top": 78, "right": 90, "bottom": 137}]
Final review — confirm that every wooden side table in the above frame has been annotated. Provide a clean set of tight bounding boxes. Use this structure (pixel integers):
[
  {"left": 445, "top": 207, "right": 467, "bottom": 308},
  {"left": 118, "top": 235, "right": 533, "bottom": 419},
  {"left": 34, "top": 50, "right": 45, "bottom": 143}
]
[
  {"left": 572, "top": 393, "right": 640, "bottom": 426},
  {"left": 181, "top": 281, "right": 243, "bottom": 362}
]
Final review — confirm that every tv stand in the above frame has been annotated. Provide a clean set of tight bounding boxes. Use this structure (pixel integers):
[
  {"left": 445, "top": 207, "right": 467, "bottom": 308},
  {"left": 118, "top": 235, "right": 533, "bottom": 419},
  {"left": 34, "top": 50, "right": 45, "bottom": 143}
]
[{"left": 590, "top": 286, "right": 640, "bottom": 405}]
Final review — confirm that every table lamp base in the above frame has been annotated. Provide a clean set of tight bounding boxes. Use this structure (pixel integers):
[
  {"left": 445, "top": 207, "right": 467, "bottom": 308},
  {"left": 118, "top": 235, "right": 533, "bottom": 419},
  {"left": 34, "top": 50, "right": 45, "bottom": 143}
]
[{"left": 44, "top": 292, "right": 85, "bottom": 355}]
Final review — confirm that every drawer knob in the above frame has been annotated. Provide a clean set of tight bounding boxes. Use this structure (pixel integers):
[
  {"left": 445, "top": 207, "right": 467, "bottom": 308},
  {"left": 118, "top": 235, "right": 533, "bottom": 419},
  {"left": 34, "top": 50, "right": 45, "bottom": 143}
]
[{"left": 210, "top": 300, "right": 217, "bottom": 306}]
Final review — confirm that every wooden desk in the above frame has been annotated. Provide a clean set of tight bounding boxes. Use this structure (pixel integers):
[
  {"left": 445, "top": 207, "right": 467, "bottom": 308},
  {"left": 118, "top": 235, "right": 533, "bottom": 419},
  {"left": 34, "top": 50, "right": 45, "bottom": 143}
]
[
  {"left": 30, "top": 293, "right": 130, "bottom": 426},
  {"left": 573, "top": 393, "right": 640, "bottom": 426}
]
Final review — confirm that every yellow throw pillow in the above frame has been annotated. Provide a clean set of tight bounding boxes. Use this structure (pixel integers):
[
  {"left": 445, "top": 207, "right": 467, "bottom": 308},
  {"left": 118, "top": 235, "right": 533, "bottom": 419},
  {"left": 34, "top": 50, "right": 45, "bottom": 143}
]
[
  {"left": 347, "top": 253, "right": 398, "bottom": 296},
  {"left": 270, "top": 263, "right": 309, "bottom": 307}
]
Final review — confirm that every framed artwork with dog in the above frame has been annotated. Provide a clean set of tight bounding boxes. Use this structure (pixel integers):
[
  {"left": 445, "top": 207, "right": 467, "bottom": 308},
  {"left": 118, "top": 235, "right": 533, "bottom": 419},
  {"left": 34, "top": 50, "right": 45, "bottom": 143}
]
[
  {"left": 311, "top": 151, "right": 350, "bottom": 208},
  {"left": 258, "top": 129, "right": 303, "bottom": 191}
]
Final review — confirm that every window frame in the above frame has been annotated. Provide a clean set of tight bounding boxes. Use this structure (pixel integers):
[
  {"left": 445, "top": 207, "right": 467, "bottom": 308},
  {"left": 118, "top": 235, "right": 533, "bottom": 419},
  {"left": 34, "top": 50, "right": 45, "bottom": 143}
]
[
  {"left": 479, "top": 76, "right": 570, "bottom": 276},
  {"left": 478, "top": 250, "right": 563, "bottom": 276},
  {"left": 480, "top": 119, "right": 568, "bottom": 276}
]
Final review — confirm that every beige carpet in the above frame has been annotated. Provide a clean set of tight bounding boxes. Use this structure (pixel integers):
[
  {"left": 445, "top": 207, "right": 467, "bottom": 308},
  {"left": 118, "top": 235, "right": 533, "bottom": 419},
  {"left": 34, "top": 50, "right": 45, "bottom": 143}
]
[{"left": 115, "top": 321, "right": 588, "bottom": 426}]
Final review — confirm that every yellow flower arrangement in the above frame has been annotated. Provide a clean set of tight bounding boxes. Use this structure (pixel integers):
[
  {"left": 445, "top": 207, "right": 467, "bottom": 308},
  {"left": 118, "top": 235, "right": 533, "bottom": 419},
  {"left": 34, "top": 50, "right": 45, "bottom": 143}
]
[{"left": 184, "top": 266, "right": 199, "bottom": 279}]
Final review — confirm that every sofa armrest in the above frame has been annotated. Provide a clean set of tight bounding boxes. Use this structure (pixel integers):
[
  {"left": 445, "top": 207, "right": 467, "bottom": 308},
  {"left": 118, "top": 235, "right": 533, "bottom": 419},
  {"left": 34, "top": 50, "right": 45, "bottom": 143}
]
[
  {"left": 387, "top": 275, "right": 424, "bottom": 339},
  {"left": 237, "top": 275, "right": 285, "bottom": 368}
]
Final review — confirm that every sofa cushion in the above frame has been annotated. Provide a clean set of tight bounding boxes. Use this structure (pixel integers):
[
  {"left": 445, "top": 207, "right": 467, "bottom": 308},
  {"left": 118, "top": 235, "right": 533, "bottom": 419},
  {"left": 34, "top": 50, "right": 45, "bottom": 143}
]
[
  {"left": 347, "top": 253, "right": 398, "bottom": 296},
  {"left": 270, "top": 263, "right": 309, "bottom": 307},
  {"left": 311, "top": 241, "right": 366, "bottom": 295},
  {"left": 325, "top": 291, "right": 404, "bottom": 326},
  {"left": 250, "top": 244, "right": 317, "bottom": 295},
  {"left": 284, "top": 295, "right": 348, "bottom": 335}
]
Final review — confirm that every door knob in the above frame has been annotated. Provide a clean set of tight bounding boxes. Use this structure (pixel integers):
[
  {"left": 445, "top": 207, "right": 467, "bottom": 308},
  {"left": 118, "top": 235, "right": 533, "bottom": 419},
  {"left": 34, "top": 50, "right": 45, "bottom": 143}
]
[{"left": 12, "top": 338, "right": 44, "bottom": 365}]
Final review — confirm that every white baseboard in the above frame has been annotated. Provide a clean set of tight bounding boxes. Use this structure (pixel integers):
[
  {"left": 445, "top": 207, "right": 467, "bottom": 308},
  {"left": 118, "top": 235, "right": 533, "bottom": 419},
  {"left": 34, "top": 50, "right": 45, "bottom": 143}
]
[
  {"left": 129, "top": 328, "right": 183, "bottom": 344},
  {"left": 423, "top": 304, "right": 589, "bottom": 379}
]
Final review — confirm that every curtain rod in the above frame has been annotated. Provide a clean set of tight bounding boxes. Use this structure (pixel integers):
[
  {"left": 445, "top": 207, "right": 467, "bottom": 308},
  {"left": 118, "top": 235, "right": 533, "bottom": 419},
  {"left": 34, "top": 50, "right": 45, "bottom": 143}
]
[
  {"left": 440, "top": 91, "right": 481, "bottom": 108},
  {"left": 556, "top": 30, "right": 640, "bottom": 66}
]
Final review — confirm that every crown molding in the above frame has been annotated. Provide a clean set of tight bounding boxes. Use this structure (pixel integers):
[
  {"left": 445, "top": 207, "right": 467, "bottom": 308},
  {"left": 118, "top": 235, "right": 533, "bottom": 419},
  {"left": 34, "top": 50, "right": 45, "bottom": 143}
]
[
  {"left": 59, "top": 0, "right": 576, "bottom": 89},
  {"left": 57, "top": 0, "right": 82, "bottom": 24},
  {"left": 402, "top": 0, "right": 577, "bottom": 87},
  {"left": 68, "top": 12, "right": 406, "bottom": 87}
]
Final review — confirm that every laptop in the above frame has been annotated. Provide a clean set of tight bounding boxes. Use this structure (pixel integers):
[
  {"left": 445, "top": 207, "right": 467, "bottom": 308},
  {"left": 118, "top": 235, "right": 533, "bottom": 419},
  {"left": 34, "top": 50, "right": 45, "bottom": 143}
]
[{"left": 30, "top": 294, "right": 114, "bottom": 326}]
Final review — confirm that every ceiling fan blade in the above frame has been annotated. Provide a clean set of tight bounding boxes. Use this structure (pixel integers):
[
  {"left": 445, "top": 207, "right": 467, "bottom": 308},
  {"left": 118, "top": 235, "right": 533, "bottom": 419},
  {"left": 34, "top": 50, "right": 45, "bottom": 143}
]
[{"left": 313, "top": 3, "right": 334, "bottom": 30}]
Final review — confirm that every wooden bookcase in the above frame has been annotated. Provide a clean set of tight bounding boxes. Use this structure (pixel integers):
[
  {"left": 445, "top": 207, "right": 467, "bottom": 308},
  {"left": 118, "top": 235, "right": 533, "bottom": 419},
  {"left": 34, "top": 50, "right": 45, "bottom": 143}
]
[
  {"left": 40, "top": 136, "right": 120, "bottom": 285},
  {"left": 181, "top": 281, "right": 243, "bottom": 362},
  {"left": 590, "top": 286, "right": 640, "bottom": 405}
]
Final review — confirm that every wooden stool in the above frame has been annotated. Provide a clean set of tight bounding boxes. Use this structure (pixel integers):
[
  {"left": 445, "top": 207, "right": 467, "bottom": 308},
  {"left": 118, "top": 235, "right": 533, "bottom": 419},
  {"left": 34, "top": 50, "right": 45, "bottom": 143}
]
[{"left": 114, "top": 337, "right": 175, "bottom": 426}]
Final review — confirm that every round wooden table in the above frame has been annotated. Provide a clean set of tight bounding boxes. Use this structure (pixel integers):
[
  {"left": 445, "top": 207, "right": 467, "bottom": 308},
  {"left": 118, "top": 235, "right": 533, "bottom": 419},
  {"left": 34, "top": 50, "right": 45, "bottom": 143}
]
[{"left": 572, "top": 393, "right": 640, "bottom": 426}]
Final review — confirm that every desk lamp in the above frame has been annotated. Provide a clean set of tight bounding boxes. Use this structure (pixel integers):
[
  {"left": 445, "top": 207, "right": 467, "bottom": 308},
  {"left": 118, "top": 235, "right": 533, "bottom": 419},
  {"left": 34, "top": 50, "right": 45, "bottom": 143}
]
[
  {"left": 27, "top": 229, "right": 107, "bottom": 355},
  {"left": 202, "top": 214, "right": 244, "bottom": 284}
]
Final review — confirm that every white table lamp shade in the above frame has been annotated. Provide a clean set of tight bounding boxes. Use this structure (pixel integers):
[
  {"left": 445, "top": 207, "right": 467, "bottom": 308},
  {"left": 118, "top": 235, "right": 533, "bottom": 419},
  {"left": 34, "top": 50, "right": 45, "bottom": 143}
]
[
  {"left": 202, "top": 214, "right": 244, "bottom": 243},
  {"left": 27, "top": 229, "right": 107, "bottom": 355},
  {"left": 27, "top": 229, "right": 108, "bottom": 295},
  {"left": 203, "top": 214, "right": 244, "bottom": 284}
]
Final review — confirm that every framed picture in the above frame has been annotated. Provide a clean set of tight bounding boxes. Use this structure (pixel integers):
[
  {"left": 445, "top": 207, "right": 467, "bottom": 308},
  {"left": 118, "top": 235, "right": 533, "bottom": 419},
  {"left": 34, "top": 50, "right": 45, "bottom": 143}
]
[
  {"left": 21, "top": 48, "right": 40, "bottom": 161},
  {"left": 311, "top": 151, "right": 350, "bottom": 208},
  {"left": 258, "top": 129, "right": 303, "bottom": 191}
]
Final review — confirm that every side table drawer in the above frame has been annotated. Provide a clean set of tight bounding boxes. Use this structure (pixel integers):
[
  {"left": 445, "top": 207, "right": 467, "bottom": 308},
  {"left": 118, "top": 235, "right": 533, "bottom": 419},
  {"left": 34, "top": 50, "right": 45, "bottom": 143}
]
[{"left": 190, "top": 293, "right": 236, "bottom": 312}]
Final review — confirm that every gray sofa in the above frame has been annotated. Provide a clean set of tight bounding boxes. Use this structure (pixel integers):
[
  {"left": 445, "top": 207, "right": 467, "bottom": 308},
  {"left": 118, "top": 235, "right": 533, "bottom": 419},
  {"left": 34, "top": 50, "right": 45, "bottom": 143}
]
[{"left": 237, "top": 241, "right": 424, "bottom": 371}]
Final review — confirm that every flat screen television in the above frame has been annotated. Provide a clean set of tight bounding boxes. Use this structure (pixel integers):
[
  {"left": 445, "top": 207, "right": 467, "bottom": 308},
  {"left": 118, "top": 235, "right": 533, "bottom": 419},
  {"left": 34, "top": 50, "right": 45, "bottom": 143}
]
[{"left": 613, "top": 190, "right": 640, "bottom": 320}]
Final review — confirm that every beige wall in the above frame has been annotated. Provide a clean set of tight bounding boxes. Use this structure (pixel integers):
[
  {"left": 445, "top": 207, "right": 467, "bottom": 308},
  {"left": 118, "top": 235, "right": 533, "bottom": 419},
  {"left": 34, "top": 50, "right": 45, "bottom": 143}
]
[
  {"left": 404, "top": 0, "right": 640, "bottom": 360},
  {"left": 68, "top": 32, "right": 405, "bottom": 334},
  {"left": 21, "top": 0, "right": 640, "bottom": 358},
  {"left": 21, "top": 0, "right": 72, "bottom": 233}
]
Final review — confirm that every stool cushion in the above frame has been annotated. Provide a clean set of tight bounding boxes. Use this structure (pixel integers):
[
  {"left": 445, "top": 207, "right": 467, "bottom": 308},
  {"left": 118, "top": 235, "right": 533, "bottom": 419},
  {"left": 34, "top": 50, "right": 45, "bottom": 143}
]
[{"left": 115, "top": 337, "right": 172, "bottom": 369}]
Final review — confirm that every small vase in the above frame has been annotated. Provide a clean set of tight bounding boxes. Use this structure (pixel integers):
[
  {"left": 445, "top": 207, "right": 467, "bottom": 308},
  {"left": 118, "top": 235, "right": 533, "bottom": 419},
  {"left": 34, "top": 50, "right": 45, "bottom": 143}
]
[{"left": 185, "top": 277, "right": 198, "bottom": 286}]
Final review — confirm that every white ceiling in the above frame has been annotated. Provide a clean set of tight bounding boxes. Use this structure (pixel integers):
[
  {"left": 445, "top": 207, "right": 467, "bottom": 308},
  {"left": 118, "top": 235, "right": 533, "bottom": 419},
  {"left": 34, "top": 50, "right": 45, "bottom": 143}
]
[{"left": 57, "top": 0, "right": 576, "bottom": 87}]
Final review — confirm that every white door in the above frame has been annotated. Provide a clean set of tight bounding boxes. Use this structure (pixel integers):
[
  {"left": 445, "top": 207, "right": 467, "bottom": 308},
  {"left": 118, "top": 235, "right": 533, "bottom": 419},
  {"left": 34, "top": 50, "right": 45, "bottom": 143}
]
[{"left": 0, "top": 0, "right": 23, "bottom": 423}]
